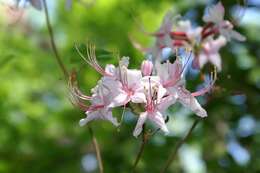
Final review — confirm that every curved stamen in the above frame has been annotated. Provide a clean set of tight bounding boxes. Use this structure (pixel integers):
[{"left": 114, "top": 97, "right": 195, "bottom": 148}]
[
  {"left": 191, "top": 67, "right": 217, "bottom": 97},
  {"left": 163, "top": 50, "right": 192, "bottom": 88},
  {"left": 69, "top": 71, "right": 92, "bottom": 100},
  {"left": 75, "top": 43, "right": 112, "bottom": 77},
  {"left": 69, "top": 91, "right": 89, "bottom": 111}
]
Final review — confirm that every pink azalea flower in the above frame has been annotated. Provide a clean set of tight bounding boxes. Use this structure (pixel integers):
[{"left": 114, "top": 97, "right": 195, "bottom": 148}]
[
  {"left": 152, "top": 10, "right": 178, "bottom": 48},
  {"left": 79, "top": 81, "right": 119, "bottom": 127},
  {"left": 202, "top": 2, "right": 246, "bottom": 41},
  {"left": 133, "top": 76, "right": 174, "bottom": 137},
  {"left": 103, "top": 57, "right": 146, "bottom": 108},
  {"left": 68, "top": 71, "right": 119, "bottom": 126},
  {"left": 198, "top": 36, "right": 227, "bottom": 71},
  {"left": 156, "top": 58, "right": 210, "bottom": 118},
  {"left": 145, "top": 11, "right": 181, "bottom": 61},
  {"left": 171, "top": 20, "right": 202, "bottom": 48}
]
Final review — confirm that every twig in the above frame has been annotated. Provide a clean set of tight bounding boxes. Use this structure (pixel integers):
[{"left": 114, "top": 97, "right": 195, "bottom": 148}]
[
  {"left": 132, "top": 124, "right": 148, "bottom": 173},
  {"left": 42, "top": 1, "right": 104, "bottom": 172},
  {"left": 160, "top": 118, "right": 200, "bottom": 173},
  {"left": 88, "top": 126, "right": 104, "bottom": 173},
  {"left": 42, "top": 0, "right": 69, "bottom": 79}
]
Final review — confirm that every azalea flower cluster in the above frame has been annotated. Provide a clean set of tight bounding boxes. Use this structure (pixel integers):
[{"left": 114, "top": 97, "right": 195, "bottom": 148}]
[
  {"left": 69, "top": 44, "right": 215, "bottom": 137},
  {"left": 69, "top": 2, "right": 245, "bottom": 137},
  {"left": 136, "top": 2, "right": 245, "bottom": 71}
]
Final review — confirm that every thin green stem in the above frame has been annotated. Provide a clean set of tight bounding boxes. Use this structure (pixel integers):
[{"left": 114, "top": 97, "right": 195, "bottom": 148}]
[
  {"left": 160, "top": 118, "right": 200, "bottom": 173},
  {"left": 132, "top": 124, "right": 148, "bottom": 173},
  {"left": 42, "top": 1, "right": 103, "bottom": 172},
  {"left": 88, "top": 126, "right": 104, "bottom": 173},
  {"left": 42, "top": 0, "right": 69, "bottom": 79}
]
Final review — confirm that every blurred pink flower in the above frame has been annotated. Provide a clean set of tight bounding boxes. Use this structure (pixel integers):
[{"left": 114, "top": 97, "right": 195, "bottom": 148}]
[
  {"left": 156, "top": 58, "right": 208, "bottom": 118},
  {"left": 198, "top": 36, "right": 227, "bottom": 71},
  {"left": 202, "top": 2, "right": 246, "bottom": 41}
]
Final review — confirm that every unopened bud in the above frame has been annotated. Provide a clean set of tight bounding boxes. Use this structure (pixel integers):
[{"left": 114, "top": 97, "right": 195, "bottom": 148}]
[{"left": 141, "top": 60, "right": 153, "bottom": 76}]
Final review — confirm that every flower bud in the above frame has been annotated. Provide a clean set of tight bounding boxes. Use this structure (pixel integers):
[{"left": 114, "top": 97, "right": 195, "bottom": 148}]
[{"left": 141, "top": 60, "right": 153, "bottom": 76}]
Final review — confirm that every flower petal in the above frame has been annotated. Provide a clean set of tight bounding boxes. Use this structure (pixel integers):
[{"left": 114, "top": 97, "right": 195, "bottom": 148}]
[
  {"left": 108, "top": 91, "right": 129, "bottom": 108},
  {"left": 131, "top": 92, "right": 146, "bottom": 103},
  {"left": 30, "top": 0, "right": 42, "bottom": 10},
  {"left": 149, "top": 111, "right": 169, "bottom": 134},
  {"left": 229, "top": 30, "right": 246, "bottom": 42},
  {"left": 158, "top": 94, "right": 177, "bottom": 113},
  {"left": 198, "top": 54, "right": 208, "bottom": 69},
  {"left": 209, "top": 53, "right": 222, "bottom": 71},
  {"left": 160, "top": 10, "right": 176, "bottom": 33},
  {"left": 100, "top": 109, "right": 119, "bottom": 126},
  {"left": 177, "top": 87, "right": 207, "bottom": 117},
  {"left": 157, "top": 85, "right": 167, "bottom": 102},
  {"left": 80, "top": 109, "right": 119, "bottom": 127},
  {"left": 79, "top": 111, "right": 100, "bottom": 126},
  {"left": 133, "top": 112, "right": 148, "bottom": 137},
  {"left": 126, "top": 69, "right": 142, "bottom": 88},
  {"left": 105, "top": 64, "right": 116, "bottom": 76},
  {"left": 203, "top": 2, "right": 224, "bottom": 23}
]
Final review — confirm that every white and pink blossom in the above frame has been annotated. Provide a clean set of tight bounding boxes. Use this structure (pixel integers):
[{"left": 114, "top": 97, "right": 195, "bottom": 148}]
[
  {"left": 198, "top": 36, "right": 227, "bottom": 71},
  {"left": 79, "top": 80, "right": 119, "bottom": 127},
  {"left": 70, "top": 1, "right": 245, "bottom": 138},
  {"left": 156, "top": 58, "right": 209, "bottom": 118},
  {"left": 202, "top": 2, "right": 246, "bottom": 41},
  {"left": 133, "top": 76, "right": 174, "bottom": 137}
]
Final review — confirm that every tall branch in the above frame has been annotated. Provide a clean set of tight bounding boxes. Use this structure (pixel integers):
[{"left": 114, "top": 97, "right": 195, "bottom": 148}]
[
  {"left": 160, "top": 118, "right": 200, "bottom": 173},
  {"left": 42, "top": 1, "right": 104, "bottom": 172}
]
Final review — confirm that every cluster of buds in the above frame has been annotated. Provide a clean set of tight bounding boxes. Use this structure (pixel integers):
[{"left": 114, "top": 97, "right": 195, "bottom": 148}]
[{"left": 69, "top": 2, "right": 244, "bottom": 137}]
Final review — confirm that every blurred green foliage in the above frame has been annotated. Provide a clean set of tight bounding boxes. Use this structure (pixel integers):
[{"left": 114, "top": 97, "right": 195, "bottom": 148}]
[{"left": 0, "top": 0, "right": 259, "bottom": 173}]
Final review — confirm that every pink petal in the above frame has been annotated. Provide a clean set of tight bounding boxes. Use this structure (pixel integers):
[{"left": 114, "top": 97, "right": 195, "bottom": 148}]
[
  {"left": 126, "top": 69, "right": 142, "bottom": 88},
  {"left": 230, "top": 30, "right": 246, "bottom": 42},
  {"left": 177, "top": 87, "right": 208, "bottom": 117},
  {"left": 203, "top": 2, "right": 225, "bottom": 23},
  {"left": 198, "top": 54, "right": 208, "bottom": 69},
  {"left": 131, "top": 92, "right": 146, "bottom": 103},
  {"left": 133, "top": 112, "right": 148, "bottom": 137},
  {"left": 209, "top": 53, "right": 222, "bottom": 71},
  {"left": 108, "top": 91, "right": 129, "bottom": 108},
  {"left": 80, "top": 109, "right": 119, "bottom": 127},
  {"left": 149, "top": 111, "right": 169, "bottom": 134}
]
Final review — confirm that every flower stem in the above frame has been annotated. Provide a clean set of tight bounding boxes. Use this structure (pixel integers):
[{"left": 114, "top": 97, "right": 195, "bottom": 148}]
[
  {"left": 42, "top": 0, "right": 69, "bottom": 79},
  {"left": 42, "top": 1, "right": 104, "bottom": 173},
  {"left": 132, "top": 124, "right": 148, "bottom": 173},
  {"left": 88, "top": 126, "right": 104, "bottom": 173},
  {"left": 160, "top": 118, "right": 200, "bottom": 173}
]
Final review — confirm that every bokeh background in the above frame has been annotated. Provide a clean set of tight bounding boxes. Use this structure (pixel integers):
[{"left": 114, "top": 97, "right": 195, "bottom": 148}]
[{"left": 0, "top": 0, "right": 259, "bottom": 172}]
